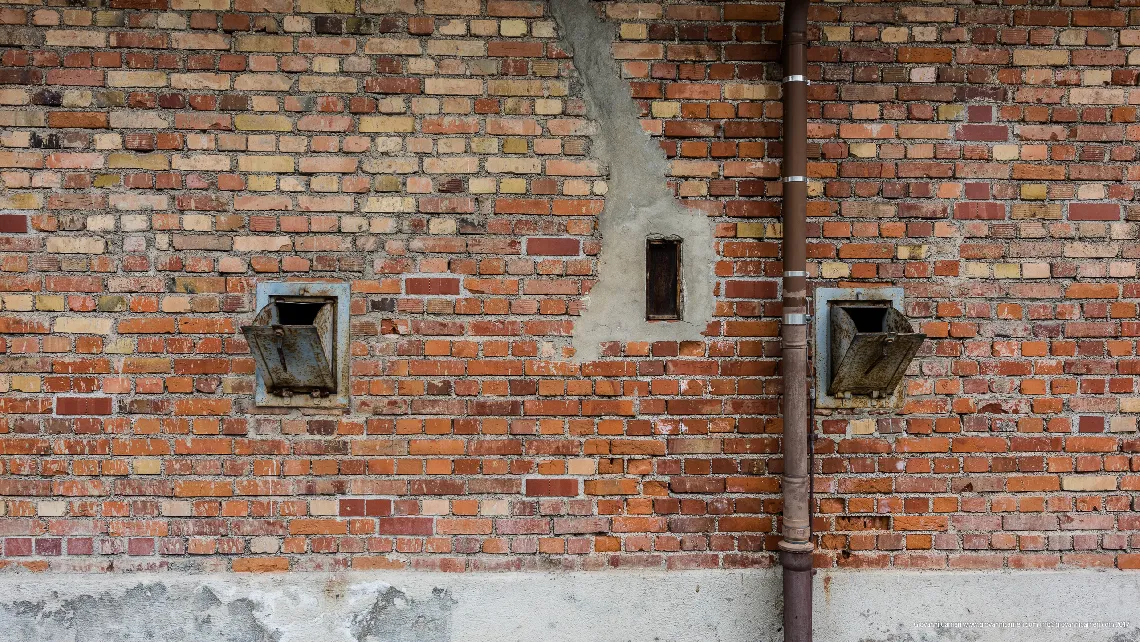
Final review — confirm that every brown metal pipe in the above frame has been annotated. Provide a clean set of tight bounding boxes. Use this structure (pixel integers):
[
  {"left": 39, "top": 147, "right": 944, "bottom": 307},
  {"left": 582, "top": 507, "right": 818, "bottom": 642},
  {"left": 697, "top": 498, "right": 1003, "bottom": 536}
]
[{"left": 779, "top": 1, "right": 813, "bottom": 641}]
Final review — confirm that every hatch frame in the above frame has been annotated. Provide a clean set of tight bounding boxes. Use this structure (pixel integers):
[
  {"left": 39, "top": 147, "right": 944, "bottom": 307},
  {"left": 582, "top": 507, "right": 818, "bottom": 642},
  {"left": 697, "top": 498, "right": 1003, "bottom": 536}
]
[
  {"left": 247, "top": 281, "right": 351, "bottom": 409},
  {"left": 813, "top": 287, "right": 921, "bottom": 409}
]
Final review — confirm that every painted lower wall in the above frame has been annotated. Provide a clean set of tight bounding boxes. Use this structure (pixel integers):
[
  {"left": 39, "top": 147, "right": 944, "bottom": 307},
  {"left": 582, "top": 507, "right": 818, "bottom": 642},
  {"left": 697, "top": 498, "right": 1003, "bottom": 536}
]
[{"left": 1, "top": 569, "right": 1137, "bottom": 642}]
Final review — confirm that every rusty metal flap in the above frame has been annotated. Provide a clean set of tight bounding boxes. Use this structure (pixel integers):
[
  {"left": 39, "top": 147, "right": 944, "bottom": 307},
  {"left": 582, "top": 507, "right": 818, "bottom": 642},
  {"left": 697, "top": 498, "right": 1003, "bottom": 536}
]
[
  {"left": 242, "top": 301, "right": 336, "bottom": 395},
  {"left": 829, "top": 305, "right": 925, "bottom": 397}
]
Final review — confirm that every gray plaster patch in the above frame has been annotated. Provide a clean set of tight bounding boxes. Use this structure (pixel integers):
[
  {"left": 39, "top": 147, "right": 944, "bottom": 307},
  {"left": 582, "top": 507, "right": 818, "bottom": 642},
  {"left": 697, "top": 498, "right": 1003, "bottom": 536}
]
[
  {"left": 350, "top": 586, "right": 453, "bottom": 642},
  {"left": 0, "top": 582, "right": 279, "bottom": 642},
  {"left": 1, "top": 569, "right": 1138, "bottom": 641},
  {"left": 549, "top": 0, "right": 717, "bottom": 360}
]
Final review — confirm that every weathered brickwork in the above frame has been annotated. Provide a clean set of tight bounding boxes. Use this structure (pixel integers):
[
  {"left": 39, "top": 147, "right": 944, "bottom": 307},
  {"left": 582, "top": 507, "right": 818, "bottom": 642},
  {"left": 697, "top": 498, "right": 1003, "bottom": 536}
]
[{"left": 0, "top": 0, "right": 1138, "bottom": 574}]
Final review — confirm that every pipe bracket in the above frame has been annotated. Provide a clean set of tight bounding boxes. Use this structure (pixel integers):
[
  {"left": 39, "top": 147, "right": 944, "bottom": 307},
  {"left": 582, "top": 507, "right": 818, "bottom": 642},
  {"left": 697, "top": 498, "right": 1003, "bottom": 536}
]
[
  {"left": 783, "top": 75, "right": 808, "bottom": 84},
  {"left": 783, "top": 271, "right": 808, "bottom": 278},
  {"left": 782, "top": 175, "right": 807, "bottom": 183},
  {"left": 783, "top": 313, "right": 808, "bottom": 325}
]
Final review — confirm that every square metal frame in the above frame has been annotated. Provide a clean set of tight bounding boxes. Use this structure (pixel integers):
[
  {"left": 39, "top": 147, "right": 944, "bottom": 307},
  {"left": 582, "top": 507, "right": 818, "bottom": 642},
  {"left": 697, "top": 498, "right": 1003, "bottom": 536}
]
[
  {"left": 813, "top": 287, "right": 906, "bottom": 409},
  {"left": 252, "top": 281, "right": 351, "bottom": 409}
]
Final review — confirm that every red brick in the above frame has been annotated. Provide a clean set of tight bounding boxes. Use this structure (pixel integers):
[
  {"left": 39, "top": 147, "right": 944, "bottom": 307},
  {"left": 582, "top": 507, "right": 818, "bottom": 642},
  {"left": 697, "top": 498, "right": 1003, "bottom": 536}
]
[
  {"left": 56, "top": 397, "right": 113, "bottom": 416},
  {"left": 525, "top": 478, "right": 579, "bottom": 497}
]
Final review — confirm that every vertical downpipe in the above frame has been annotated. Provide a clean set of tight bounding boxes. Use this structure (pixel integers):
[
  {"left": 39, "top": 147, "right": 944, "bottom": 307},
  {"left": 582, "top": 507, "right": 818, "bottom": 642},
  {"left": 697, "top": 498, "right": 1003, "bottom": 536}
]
[{"left": 779, "top": 1, "right": 813, "bottom": 642}]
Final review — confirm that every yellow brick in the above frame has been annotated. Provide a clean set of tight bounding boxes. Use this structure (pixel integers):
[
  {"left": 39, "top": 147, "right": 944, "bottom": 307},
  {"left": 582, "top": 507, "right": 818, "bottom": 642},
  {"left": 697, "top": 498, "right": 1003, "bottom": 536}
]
[
  {"left": 535, "top": 99, "right": 562, "bottom": 115},
  {"left": 107, "top": 153, "right": 170, "bottom": 170},
  {"left": 104, "top": 337, "right": 133, "bottom": 354},
  {"left": 488, "top": 79, "right": 546, "bottom": 96},
  {"left": 499, "top": 177, "right": 527, "bottom": 193},
  {"left": 54, "top": 317, "right": 113, "bottom": 335},
  {"left": 881, "top": 27, "right": 908, "bottom": 43},
  {"left": 850, "top": 419, "right": 876, "bottom": 435},
  {"left": 172, "top": 154, "right": 231, "bottom": 172},
  {"left": 500, "top": 20, "right": 527, "bottom": 37},
  {"left": 235, "top": 34, "right": 294, "bottom": 53},
  {"left": 171, "top": 0, "right": 231, "bottom": 8},
  {"left": 428, "top": 218, "right": 457, "bottom": 234},
  {"left": 0, "top": 193, "right": 43, "bottom": 210},
  {"left": 1110, "top": 417, "right": 1137, "bottom": 432},
  {"left": 1020, "top": 184, "right": 1047, "bottom": 200},
  {"left": 897, "top": 245, "right": 928, "bottom": 260},
  {"left": 247, "top": 176, "right": 277, "bottom": 191},
  {"left": 993, "top": 263, "right": 1021, "bottom": 279},
  {"left": 470, "top": 138, "right": 498, "bottom": 154},
  {"left": 2, "top": 294, "right": 34, "bottom": 312},
  {"left": 992, "top": 145, "right": 1019, "bottom": 161},
  {"left": 298, "top": 76, "right": 356, "bottom": 93},
  {"left": 724, "top": 84, "right": 779, "bottom": 101},
  {"left": 359, "top": 116, "right": 415, "bottom": 133},
  {"left": 171, "top": 73, "right": 230, "bottom": 91},
  {"left": 424, "top": 0, "right": 479, "bottom": 14},
  {"left": 651, "top": 101, "right": 680, "bottom": 118},
  {"left": 311, "top": 58, "right": 340, "bottom": 73},
  {"left": 363, "top": 196, "right": 415, "bottom": 213},
  {"left": 297, "top": 0, "right": 353, "bottom": 12},
  {"left": 820, "top": 262, "right": 849, "bottom": 279},
  {"left": 235, "top": 114, "right": 293, "bottom": 132},
  {"left": 234, "top": 236, "right": 292, "bottom": 252},
  {"left": 502, "top": 138, "right": 528, "bottom": 154},
  {"left": 936, "top": 104, "right": 964, "bottom": 121},
  {"left": 739, "top": 222, "right": 776, "bottom": 239},
  {"left": 364, "top": 38, "right": 422, "bottom": 55},
  {"left": 36, "top": 295, "right": 66, "bottom": 312},
  {"left": 425, "top": 78, "right": 483, "bottom": 95},
  {"left": 1013, "top": 49, "right": 1068, "bottom": 66},
  {"left": 45, "top": 30, "right": 105, "bottom": 47},
  {"left": 421, "top": 499, "right": 449, "bottom": 515},
  {"left": 0, "top": 89, "right": 29, "bottom": 106},
  {"left": 620, "top": 23, "right": 647, "bottom": 40},
  {"left": 37, "top": 501, "right": 66, "bottom": 517},
  {"left": 427, "top": 40, "right": 485, "bottom": 56},
  {"left": 1061, "top": 476, "right": 1116, "bottom": 492},
  {"left": 425, "top": 157, "right": 479, "bottom": 174},
  {"left": 134, "top": 459, "right": 162, "bottom": 475},
  {"left": 823, "top": 26, "right": 850, "bottom": 42},
  {"left": 234, "top": 73, "right": 293, "bottom": 92},
  {"left": 237, "top": 156, "right": 294, "bottom": 173},
  {"left": 107, "top": 71, "right": 168, "bottom": 88},
  {"left": 470, "top": 177, "right": 497, "bottom": 194},
  {"left": 849, "top": 143, "right": 877, "bottom": 158},
  {"left": 487, "top": 157, "right": 540, "bottom": 174},
  {"left": 46, "top": 237, "right": 106, "bottom": 254},
  {"left": 11, "top": 375, "right": 40, "bottom": 393},
  {"left": 962, "top": 262, "right": 990, "bottom": 278}
]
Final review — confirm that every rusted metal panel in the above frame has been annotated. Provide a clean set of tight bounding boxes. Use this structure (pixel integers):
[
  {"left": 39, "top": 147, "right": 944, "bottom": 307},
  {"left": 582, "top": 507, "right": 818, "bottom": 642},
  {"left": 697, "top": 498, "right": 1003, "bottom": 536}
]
[
  {"left": 828, "top": 305, "right": 924, "bottom": 397},
  {"left": 242, "top": 300, "right": 336, "bottom": 396},
  {"left": 246, "top": 282, "right": 351, "bottom": 408}
]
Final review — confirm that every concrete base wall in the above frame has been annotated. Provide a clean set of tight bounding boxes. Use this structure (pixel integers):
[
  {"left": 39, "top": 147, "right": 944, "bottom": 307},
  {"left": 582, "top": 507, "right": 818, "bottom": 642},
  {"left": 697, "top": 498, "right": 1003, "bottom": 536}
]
[{"left": 1, "top": 569, "right": 1138, "bottom": 642}]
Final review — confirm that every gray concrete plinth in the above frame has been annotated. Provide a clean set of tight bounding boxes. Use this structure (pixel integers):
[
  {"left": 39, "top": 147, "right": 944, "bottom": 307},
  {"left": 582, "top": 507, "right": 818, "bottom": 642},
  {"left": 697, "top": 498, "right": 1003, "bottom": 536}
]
[{"left": 0, "top": 569, "right": 1138, "bottom": 642}]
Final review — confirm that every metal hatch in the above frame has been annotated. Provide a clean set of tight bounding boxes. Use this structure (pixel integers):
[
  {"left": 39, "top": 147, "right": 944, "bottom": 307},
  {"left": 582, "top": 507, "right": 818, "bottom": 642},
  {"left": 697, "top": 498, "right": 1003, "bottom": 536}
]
[
  {"left": 244, "top": 281, "right": 351, "bottom": 409},
  {"left": 828, "top": 303, "right": 925, "bottom": 397},
  {"left": 242, "top": 299, "right": 337, "bottom": 397}
]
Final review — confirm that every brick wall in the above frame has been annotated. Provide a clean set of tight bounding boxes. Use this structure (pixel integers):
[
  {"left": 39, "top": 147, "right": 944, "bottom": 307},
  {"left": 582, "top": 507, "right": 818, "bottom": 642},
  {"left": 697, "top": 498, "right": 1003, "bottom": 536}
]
[{"left": 1, "top": 0, "right": 1139, "bottom": 573}]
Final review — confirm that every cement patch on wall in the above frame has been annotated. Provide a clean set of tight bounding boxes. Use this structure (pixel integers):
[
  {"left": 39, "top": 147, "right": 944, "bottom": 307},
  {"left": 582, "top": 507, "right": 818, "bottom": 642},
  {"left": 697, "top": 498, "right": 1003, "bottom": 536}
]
[
  {"left": 0, "top": 569, "right": 1138, "bottom": 642},
  {"left": 549, "top": 0, "right": 717, "bottom": 361}
]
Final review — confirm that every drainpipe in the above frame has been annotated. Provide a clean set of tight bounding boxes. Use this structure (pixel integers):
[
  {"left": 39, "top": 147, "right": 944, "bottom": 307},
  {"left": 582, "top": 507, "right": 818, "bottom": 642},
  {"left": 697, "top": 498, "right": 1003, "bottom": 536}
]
[{"left": 779, "top": 1, "right": 813, "bottom": 642}]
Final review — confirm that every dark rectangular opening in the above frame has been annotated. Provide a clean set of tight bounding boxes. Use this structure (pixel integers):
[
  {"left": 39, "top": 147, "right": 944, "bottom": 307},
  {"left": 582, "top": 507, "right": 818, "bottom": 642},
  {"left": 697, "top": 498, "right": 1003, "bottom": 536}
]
[
  {"left": 275, "top": 301, "right": 325, "bottom": 325},
  {"left": 840, "top": 306, "right": 888, "bottom": 332},
  {"left": 646, "top": 239, "right": 682, "bottom": 320}
]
